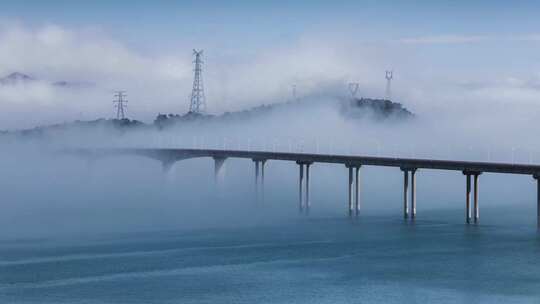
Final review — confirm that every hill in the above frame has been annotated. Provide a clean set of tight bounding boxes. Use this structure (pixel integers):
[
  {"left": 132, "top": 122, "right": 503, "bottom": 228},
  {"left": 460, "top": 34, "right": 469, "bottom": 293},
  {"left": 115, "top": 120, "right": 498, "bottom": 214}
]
[
  {"left": 341, "top": 98, "right": 414, "bottom": 120},
  {"left": 2, "top": 97, "right": 414, "bottom": 137}
]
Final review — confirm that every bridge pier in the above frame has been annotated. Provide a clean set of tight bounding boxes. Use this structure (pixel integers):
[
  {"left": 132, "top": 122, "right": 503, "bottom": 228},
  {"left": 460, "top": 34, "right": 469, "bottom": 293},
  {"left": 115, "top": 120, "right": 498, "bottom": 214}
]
[
  {"left": 534, "top": 175, "right": 540, "bottom": 228},
  {"left": 161, "top": 160, "right": 175, "bottom": 174},
  {"left": 255, "top": 161, "right": 259, "bottom": 200},
  {"left": 401, "top": 168, "right": 417, "bottom": 220},
  {"left": 213, "top": 157, "right": 226, "bottom": 186},
  {"left": 465, "top": 173, "right": 471, "bottom": 223},
  {"left": 463, "top": 171, "right": 481, "bottom": 224},
  {"left": 297, "top": 161, "right": 312, "bottom": 214},
  {"left": 253, "top": 159, "right": 266, "bottom": 203},
  {"left": 473, "top": 173, "right": 480, "bottom": 223},
  {"left": 355, "top": 166, "right": 361, "bottom": 216},
  {"left": 261, "top": 160, "right": 266, "bottom": 203},
  {"left": 348, "top": 167, "right": 353, "bottom": 216},
  {"left": 306, "top": 163, "right": 311, "bottom": 213},
  {"left": 346, "top": 164, "right": 361, "bottom": 217},
  {"left": 402, "top": 169, "right": 409, "bottom": 218},
  {"left": 298, "top": 163, "right": 304, "bottom": 212},
  {"left": 411, "top": 169, "right": 417, "bottom": 219}
]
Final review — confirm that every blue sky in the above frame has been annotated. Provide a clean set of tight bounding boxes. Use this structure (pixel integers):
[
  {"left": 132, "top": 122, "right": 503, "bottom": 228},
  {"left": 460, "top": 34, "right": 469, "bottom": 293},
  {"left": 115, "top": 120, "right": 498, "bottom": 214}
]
[
  {"left": 5, "top": 0, "right": 540, "bottom": 52},
  {"left": 4, "top": 0, "right": 538, "bottom": 77},
  {"left": 1, "top": 1, "right": 540, "bottom": 128}
]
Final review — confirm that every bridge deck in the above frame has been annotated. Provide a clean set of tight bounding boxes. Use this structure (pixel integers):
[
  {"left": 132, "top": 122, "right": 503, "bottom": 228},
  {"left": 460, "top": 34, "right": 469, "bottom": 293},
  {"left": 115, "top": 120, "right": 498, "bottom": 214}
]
[{"left": 82, "top": 148, "right": 540, "bottom": 176}]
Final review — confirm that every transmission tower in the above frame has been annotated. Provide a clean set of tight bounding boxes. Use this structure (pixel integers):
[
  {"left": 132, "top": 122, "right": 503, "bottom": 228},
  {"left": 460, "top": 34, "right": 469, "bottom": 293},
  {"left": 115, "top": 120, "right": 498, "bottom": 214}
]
[
  {"left": 348, "top": 82, "right": 359, "bottom": 99},
  {"left": 113, "top": 91, "right": 128, "bottom": 119},
  {"left": 189, "top": 49, "right": 206, "bottom": 113},
  {"left": 385, "top": 70, "right": 393, "bottom": 101}
]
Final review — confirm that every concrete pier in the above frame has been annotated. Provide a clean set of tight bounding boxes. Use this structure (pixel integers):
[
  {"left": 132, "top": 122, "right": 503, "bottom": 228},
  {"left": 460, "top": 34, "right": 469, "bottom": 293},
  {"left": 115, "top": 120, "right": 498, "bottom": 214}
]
[
  {"left": 464, "top": 171, "right": 481, "bottom": 224},
  {"left": 297, "top": 161, "right": 312, "bottom": 214},
  {"left": 305, "top": 163, "right": 311, "bottom": 213},
  {"left": 348, "top": 167, "right": 353, "bottom": 216},
  {"left": 401, "top": 168, "right": 417, "bottom": 220},
  {"left": 254, "top": 160, "right": 260, "bottom": 201},
  {"left": 411, "top": 169, "right": 417, "bottom": 219},
  {"left": 260, "top": 160, "right": 266, "bottom": 203},
  {"left": 253, "top": 159, "right": 266, "bottom": 203},
  {"left": 298, "top": 163, "right": 304, "bottom": 212},
  {"left": 534, "top": 175, "right": 540, "bottom": 228},
  {"left": 473, "top": 173, "right": 480, "bottom": 223},
  {"left": 355, "top": 166, "right": 360, "bottom": 216},
  {"left": 402, "top": 169, "right": 409, "bottom": 218},
  {"left": 346, "top": 164, "right": 361, "bottom": 217},
  {"left": 537, "top": 176, "right": 540, "bottom": 228},
  {"left": 213, "top": 157, "right": 226, "bottom": 186},
  {"left": 161, "top": 160, "right": 174, "bottom": 173},
  {"left": 465, "top": 173, "right": 471, "bottom": 223}
]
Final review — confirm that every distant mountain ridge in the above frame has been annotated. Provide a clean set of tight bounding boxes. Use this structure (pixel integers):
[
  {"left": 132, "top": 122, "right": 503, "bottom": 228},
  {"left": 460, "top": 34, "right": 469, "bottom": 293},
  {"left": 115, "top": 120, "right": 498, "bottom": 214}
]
[
  {"left": 154, "top": 98, "right": 412, "bottom": 129},
  {"left": 0, "top": 72, "right": 95, "bottom": 88},
  {"left": 1, "top": 97, "right": 414, "bottom": 138},
  {"left": 0, "top": 72, "right": 35, "bottom": 85},
  {"left": 52, "top": 80, "right": 95, "bottom": 88}
]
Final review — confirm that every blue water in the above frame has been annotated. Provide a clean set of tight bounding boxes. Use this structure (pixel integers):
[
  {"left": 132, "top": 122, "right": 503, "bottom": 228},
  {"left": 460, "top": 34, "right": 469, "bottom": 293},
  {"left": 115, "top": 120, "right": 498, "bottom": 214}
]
[{"left": 2, "top": 213, "right": 540, "bottom": 303}]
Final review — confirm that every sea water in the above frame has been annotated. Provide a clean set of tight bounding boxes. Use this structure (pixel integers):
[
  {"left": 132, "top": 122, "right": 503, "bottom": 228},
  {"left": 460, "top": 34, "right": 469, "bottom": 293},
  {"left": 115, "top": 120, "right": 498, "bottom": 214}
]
[{"left": 1, "top": 208, "right": 540, "bottom": 304}]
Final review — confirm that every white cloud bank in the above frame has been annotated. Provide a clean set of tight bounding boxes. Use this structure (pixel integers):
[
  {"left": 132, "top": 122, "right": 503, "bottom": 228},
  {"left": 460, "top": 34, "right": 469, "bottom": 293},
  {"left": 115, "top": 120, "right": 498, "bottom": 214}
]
[
  {"left": 397, "top": 34, "right": 540, "bottom": 44},
  {"left": 0, "top": 23, "right": 540, "bottom": 132}
]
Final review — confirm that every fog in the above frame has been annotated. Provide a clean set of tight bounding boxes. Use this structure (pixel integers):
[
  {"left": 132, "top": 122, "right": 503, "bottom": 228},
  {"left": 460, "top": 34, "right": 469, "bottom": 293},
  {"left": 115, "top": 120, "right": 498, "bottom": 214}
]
[
  {"left": 1, "top": 96, "right": 538, "bottom": 240},
  {"left": 1, "top": 23, "right": 540, "bottom": 240}
]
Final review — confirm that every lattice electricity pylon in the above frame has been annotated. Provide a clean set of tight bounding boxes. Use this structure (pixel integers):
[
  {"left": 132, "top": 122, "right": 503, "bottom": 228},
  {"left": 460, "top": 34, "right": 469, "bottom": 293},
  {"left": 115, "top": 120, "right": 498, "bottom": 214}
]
[
  {"left": 348, "top": 82, "right": 359, "bottom": 99},
  {"left": 189, "top": 49, "right": 206, "bottom": 113},
  {"left": 113, "top": 91, "right": 128, "bottom": 119},
  {"left": 385, "top": 70, "right": 393, "bottom": 101}
]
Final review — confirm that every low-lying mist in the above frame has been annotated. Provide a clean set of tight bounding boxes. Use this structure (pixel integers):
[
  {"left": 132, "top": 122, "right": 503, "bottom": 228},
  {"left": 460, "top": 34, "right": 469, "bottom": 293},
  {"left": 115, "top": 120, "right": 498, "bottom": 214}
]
[{"left": 1, "top": 96, "right": 539, "bottom": 240}]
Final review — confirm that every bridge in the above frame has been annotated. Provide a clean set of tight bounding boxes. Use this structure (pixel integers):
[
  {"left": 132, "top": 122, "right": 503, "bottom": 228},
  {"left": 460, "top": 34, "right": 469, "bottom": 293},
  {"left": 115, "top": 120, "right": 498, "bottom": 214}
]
[{"left": 67, "top": 148, "right": 540, "bottom": 226}]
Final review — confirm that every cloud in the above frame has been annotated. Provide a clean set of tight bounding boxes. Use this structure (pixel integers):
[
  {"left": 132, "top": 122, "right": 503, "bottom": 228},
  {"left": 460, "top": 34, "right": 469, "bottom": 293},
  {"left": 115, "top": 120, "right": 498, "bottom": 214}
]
[
  {"left": 0, "top": 23, "right": 387, "bottom": 128},
  {"left": 398, "top": 35, "right": 490, "bottom": 44},
  {"left": 0, "top": 23, "right": 196, "bottom": 128},
  {"left": 0, "top": 24, "right": 190, "bottom": 84},
  {"left": 513, "top": 34, "right": 540, "bottom": 42},
  {"left": 1, "top": 22, "right": 540, "bottom": 138},
  {"left": 397, "top": 33, "right": 540, "bottom": 45}
]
